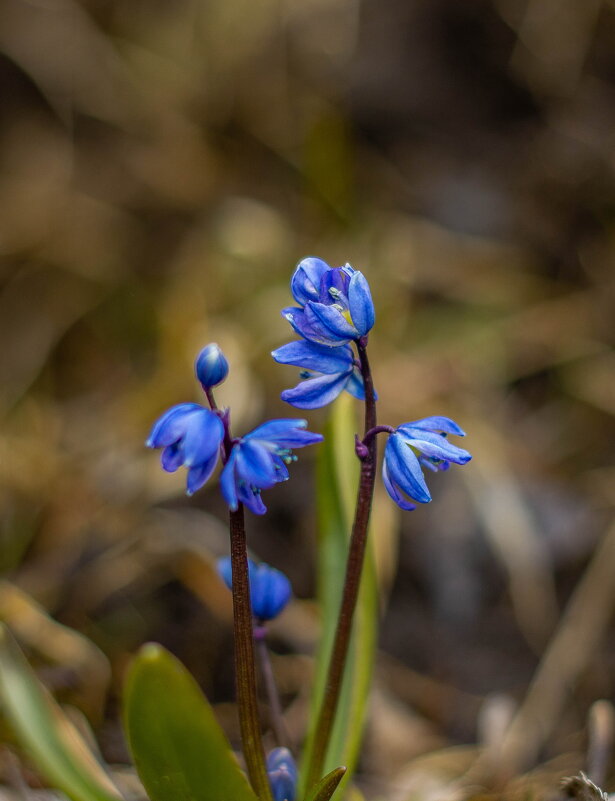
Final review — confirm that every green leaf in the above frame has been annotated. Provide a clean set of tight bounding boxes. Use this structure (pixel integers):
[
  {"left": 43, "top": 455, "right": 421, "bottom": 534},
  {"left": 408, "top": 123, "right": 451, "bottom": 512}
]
[
  {"left": 299, "top": 394, "right": 378, "bottom": 796},
  {"left": 304, "top": 767, "right": 346, "bottom": 801},
  {"left": 0, "top": 623, "right": 122, "bottom": 801},
  {"left": 123, "top": 642, "right": 259, "bottom": 801}
]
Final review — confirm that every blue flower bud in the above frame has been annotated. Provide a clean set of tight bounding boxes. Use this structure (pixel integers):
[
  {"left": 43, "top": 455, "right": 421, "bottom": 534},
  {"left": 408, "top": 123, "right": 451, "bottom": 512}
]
[
  {"left": 266, "top": 748, "right": 297, "bottom": 801},
  {"left": 195, "top": 343, "right": 229, "bottom": 389},
  {"left": 217, "top": 557, "right": 292, "bottom": 621}
]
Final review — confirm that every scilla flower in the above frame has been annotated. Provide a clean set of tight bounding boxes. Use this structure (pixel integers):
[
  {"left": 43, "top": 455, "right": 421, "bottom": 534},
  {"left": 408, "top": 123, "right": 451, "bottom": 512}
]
[
  {"left": 271, "top": 340, "right": 367, "bottom": 409},
  {"left": 383, "top": 417, "right": 471, "bottom": 511},
  {"left": 220, "top": 419, "right": 323, "bottom": 515},
  {"left": 266, "top": 748, "right": 297, "bottom": 801},
  {"left": 218, "top": 557, "right": 292, "bottom": 622},
  {"left": 146, "top": 403, "right": 224, "bottom": 496},
  {"left": 282, "top": 257, "right": 374, "bottom": 346}
]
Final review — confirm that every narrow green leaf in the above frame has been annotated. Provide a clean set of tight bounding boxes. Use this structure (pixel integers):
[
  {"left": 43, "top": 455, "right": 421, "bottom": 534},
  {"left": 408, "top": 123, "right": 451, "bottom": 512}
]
[
  {"left": 0, "top": 624, "right": 122, "bottom": 801},
  {"left": 304, "top": 767, "right": 346, "bottom": 801},
  {"left": 123, "top": 642, "right": 259, "bottom": 801},
  {"left": 299, "top": 394, "right": 378, "bottom": 795}
]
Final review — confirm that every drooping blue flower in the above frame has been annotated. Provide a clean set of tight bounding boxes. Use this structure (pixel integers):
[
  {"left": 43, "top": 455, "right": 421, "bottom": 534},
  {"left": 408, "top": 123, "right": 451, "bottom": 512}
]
[
  {"left": 195, "top": 343, "right": 229, "bottom": 389},
  {"left": 146, "top": 403, "right": 224, "bottom": 496},
  {"left": 266, "top": 748, "right": 297, "bottom": 801},
  {"left": 220, "top": 419, "right": 323, "bottom": 515},
  {"left": 217, "top": 557, "right": 292, "bottom": 621},
  {"left": 382, "top": 416, "right": 471, "bottom": 511},
  {"left": 282, "top": 257, "right": 375, "bottom": 347},
  {"left": 271, "top": 340, "right": 367, "bottom": 409}
]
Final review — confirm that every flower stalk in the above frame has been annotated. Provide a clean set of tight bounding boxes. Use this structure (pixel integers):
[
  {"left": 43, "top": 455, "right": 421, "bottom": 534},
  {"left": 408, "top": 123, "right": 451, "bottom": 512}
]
[
  {"left": 304, "top": 339, "right": 377, "bottom": 790},
  {"left": 229, "top": 506, "right": 273, "bottom": 801}
]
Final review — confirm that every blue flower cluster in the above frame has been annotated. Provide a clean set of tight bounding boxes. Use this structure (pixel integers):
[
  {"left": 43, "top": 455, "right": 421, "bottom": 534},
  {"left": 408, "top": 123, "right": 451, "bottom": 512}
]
[
  {"left": 146, "top": 345, "right": 322, "bottom": 513},
  {"left": 218, "top": 557, "right": 292, "bottom": 622},
  {"left": 275, "top": 257, "right": 472, "bottom": 510}
]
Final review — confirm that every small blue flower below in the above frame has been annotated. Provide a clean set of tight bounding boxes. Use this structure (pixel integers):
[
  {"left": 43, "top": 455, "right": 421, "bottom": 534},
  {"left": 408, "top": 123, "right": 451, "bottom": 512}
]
[
  {"left": 282, "top": 257, "right": 375, "bottom": 347},
  {"left": 272, "top": 340, "right": 368, "bottom": 409},
  {"left": 218, "top": 557, "right": 292, "bottom": 622},
  {"left": 220, "top": 419, "right": 323, "bottom": 515},
  {"left": 146, "top": 403, "right": 224, "bottom": 496},
  {"left": 266, "top": 748, "right": 297, "bottom": 801},
  {"left": 383, "top": 416, "right": 471, "bottom": 511}
]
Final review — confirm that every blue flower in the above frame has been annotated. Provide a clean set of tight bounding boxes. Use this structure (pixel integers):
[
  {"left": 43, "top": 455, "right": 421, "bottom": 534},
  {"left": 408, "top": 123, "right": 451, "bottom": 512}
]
[
  {"left": 146, "top": 403, "right": 224, "bottom": 496},
  {"left": 217, "top": 557, "right": 292, "bottom": 621},
  {"left": 220, "top": 419, "right": 323, "bottom": 515},
  {"left": 266, "top": 748, "right": 297, "bottom": 801},
  {"left": 382, "top": 417, "right": 471, "bottom": 511},
  {"left": 271, "top": 340, "right": 367, "bottom": 409},
  {"left": 282, "top": 257, "right": 375, "bottom": 347},
  {"left": 195, "top": 343, "right": 229, "bottom": 389}
]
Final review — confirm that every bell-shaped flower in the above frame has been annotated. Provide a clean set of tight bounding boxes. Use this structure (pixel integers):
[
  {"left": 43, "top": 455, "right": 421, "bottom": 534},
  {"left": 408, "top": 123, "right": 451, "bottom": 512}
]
[
  {"left": 220, "top": 419, "right": 323, "bottom": 515},
  {"left": 271, "top": 340, "right": 367, "bottom": 409},
  {"left": 282, "top": 258, "right": 375, "bottom": 347},
  {"left": 266, "top": 748, "right": 298, "bottom": 801},
  {"left": 146, "top": 403, "right": 224, "bottom": 496},
  {"left": 217, "top": 557, "right": 292, "bottom": 622},
  {"left": 383, "top": 417, "right": 471, "bottom": 511},
  {"left": 195, "top": 343, "right": 229, "bottom": 389}
]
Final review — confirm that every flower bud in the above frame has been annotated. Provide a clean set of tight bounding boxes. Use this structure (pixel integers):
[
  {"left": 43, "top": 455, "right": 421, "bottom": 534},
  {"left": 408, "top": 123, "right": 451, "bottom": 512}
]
[
  {"left": 195, "top": 343, "right": 229, "bottom": 389},
  {"left": 217, "top": 557, "right": 292, "bottom": 621},
  {"left": 266, "top": 748, "right": 297, "bottom": 801}
]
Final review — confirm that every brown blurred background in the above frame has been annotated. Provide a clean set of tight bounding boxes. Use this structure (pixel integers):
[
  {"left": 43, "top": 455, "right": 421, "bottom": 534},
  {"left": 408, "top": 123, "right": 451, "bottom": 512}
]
[{"left": 1, "top": 0, "right": 614, "bottom": 797}]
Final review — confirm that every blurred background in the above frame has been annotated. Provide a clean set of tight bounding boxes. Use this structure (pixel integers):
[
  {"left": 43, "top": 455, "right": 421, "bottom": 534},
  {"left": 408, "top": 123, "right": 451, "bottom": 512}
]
[{"left": 0, "top": 0, "right": 614, "bottom": 797}]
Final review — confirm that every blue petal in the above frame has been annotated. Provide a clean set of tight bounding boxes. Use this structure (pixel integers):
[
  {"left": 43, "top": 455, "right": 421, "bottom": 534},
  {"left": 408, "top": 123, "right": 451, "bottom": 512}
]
[
  {"left": 382, "top": 459, "right": 417, "bottom": 511},
  {"left": 267, "top": 748, "right": 297, "bottom": 781},
  {"left": 220, "top": 449, "right": 239, "bottom": 511},
  {"left": 344, "top": 368, "right": 366, "bottom": 401},
  {"left": 251, "top": 563, "right": 292, "bottom": 620},
  {"left": 282, "top": 307, "right": 350, "bottom": 347},
  {"left": 271, "top": 340, "right": 353, "bottom": 374},
  {"left": 281, "top": 371, "right": 351, "bottom": 409},
  {"left": 291, "top": 257, "right": 330, "bottom": 305},
  {"left": 186, "top": 449, "right": 220, "bottom": 496},
  {"left": 181, "top": 410, "right": 224, "bottom": 467},
  {"left": 235, "top": 440, "right": 278, "bottom": 489},
  {"left": 318, "top": 266, "right": 351, "bottom": 304},
  {"left": 237, "top": 483, "right": 267, "bottom": 515},
  {"left": 348, "top": 271, "right": 375, "bottom": 335},
  {"left": 406, "top": 416, "right": 466, "bottom": 437},
  {"left": 146, "top": 403, "right": 202, "bottom": 448},
  {"left": 306, "top": 301, "right": 359, "bottom": 340},
  {"left": 385, "top": 433, "right": 431, "bottom": 504},
  {"left": 161, "top": 442, "right": 184, "bottom": 472},
  {"left": 217, "top": 556, "right": 233, "bottom": 590},
  {"left": 271, "top": 454, "right": 290, "bottom": 482},
  {"left": 246, "top": 419, "right": 323, "bottom": 448},
  {"left": 398, "top": 428, "right": 472, "bottom": 465}
]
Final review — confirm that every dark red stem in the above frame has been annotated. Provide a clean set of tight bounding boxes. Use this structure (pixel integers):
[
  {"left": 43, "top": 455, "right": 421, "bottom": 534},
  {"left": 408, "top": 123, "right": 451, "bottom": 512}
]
[{"left": 304, "top": 339, "right": 377, "bottom": 789}]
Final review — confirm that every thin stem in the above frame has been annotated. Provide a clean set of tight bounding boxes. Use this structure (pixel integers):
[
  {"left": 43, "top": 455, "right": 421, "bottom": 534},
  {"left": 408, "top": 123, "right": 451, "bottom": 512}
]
[
  {"left": 254, "top": 628, "right": 291, "bottom": 750},
  {"left": 206, "top": 386, "right": 271, "bottom": 800},
  {"left": 304, "top": 339, "right": 377, "bottom": 790},
  {"left": 230, "top": 508, "right": 273, "bottom": 801}
]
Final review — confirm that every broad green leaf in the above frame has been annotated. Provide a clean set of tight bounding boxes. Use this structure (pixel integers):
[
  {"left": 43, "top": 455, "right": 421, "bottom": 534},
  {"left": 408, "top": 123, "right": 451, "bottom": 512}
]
[
  {"left": 124, "top": 642, "right": 259, "bottom": 801},
  {"left": 0, "top": 623, "right": 122, "bottom": 801},
  {"left": 304, "top": 767, "right": 346, "bottom": 801},
  {"left": 299, "top": 394, "right": 378, "bottom": 796}
]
